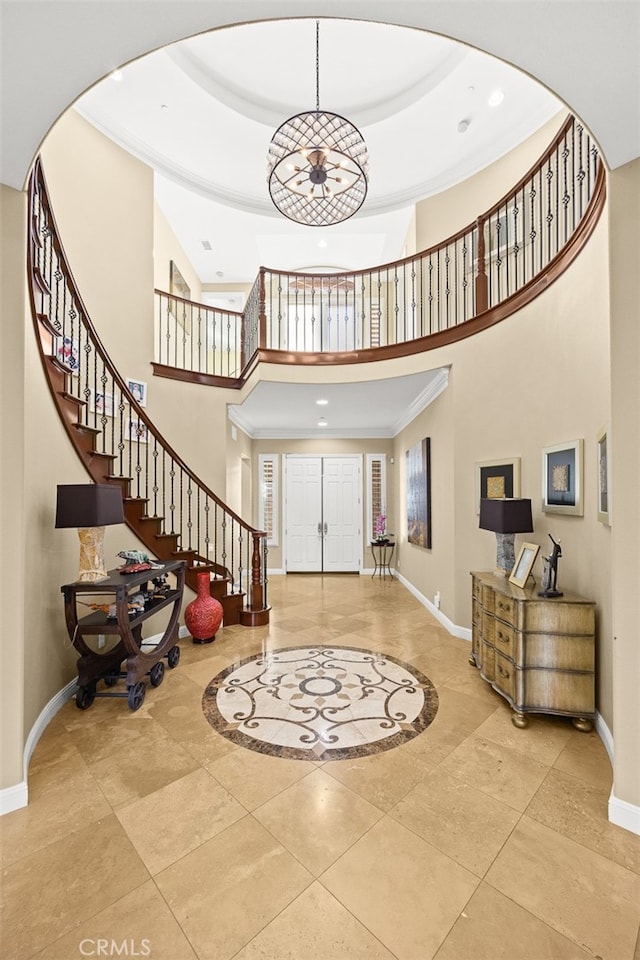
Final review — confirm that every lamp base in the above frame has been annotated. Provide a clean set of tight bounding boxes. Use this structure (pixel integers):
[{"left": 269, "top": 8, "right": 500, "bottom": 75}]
[
  {"left": 77, "top": 526, "right": 109, "bottom": 582},
  {"left": 495, "top": 532, "right": 516, "bottom": 578}
]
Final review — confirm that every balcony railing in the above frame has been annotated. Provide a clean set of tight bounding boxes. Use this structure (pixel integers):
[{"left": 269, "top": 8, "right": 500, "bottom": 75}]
[{"left": 153, "top": 115, "right": 605, "bottom": 381}]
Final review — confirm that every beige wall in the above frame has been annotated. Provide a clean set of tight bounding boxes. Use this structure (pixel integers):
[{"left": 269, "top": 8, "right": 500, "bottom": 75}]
[
  {"left": 608, "top": 158, "right": 640, "bottom": 809},
  {"left": 405, "top": 142, "right": 612, "bottom": 725},
  {"left": 415, "top": 111, "right": 566, "bottom": 251},
  {"left": 1, "top": 185, "right": 28, "bottom": 789},
  {"left": 154, "top": 204, "right": 202, "bottom": 302}
]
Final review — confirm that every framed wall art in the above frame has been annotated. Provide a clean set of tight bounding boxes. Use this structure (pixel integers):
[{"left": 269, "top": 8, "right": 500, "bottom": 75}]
[
  {"left": 597, "top": 427, "right": 610, "bottom": 524},
  {"left": 406, "top": 437, "right": 431, "bottom": 548},
  {"left": 475, "top": 457, "right": 521, "bottom": 513},
  {"left": 90, "top": 390, "right": 117, "bottom": 417},
  {"left": 126, "top": 377, "right": 147, "bottom": 408},
  {"left": 542, "top": 439, "right": 583, "bottom": 515},
  {"left": 126, "top": 417, "right": 149, "bottom": 444}
]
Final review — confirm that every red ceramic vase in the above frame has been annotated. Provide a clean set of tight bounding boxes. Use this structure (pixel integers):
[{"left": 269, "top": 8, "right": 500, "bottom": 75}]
[{"left": 185, "top": 571, "right": 223, "bottom": 644}]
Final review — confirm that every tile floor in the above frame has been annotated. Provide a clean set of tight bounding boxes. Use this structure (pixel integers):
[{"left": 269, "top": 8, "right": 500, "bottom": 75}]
[{"left": 2, "top": 573, "right": 639, "bottom": 960}]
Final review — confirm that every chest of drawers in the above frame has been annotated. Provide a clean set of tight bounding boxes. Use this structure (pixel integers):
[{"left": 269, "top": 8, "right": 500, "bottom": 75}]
[{"left": 471, "top": 572, "right": 595, "bottom": 730}]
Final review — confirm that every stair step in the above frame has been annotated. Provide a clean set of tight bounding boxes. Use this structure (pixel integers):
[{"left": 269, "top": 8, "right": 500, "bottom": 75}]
[
  {"left": 33, "top": 266, "right": 51, "bottom": 296},
  {"left": 61, "top": 391, "right": 87, "bottom": 409},
  {"left": 73, "top": 422, "right": 101, "bottom": 438},
  {"left": 37, "top": 313, "right": 59, "bottom": 337}
]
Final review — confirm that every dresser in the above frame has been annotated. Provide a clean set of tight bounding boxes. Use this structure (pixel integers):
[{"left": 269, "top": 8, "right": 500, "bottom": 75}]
[{"left": 470, "top": 572, "right": 595, "bottom": 730}]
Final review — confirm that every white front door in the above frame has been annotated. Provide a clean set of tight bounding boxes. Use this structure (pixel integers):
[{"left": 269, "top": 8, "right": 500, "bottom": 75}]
[{"left": 285, "top": 456, "right": 361, "bottom": 572}]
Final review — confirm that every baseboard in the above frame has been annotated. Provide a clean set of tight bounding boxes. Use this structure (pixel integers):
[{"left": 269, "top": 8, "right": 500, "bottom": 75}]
[
  {"left": 608, "top": 793, "right": 640, "bottom": 836},
  {"left": 595, "top": 711, "right": 614, "bottom": 766},
  {"left": 0, "top": 780, "right": 28, "bottom": 816},
  {"left": 394, "top": 571, "right": 472, "bottom": 641},
  {"left": 1, "top": 625, "right": 193, "bottom": 816}
]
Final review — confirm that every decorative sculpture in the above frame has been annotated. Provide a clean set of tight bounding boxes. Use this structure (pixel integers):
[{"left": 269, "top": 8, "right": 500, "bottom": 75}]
[{"left": 538, "top": 534, "right": 563, "bottom": 597}]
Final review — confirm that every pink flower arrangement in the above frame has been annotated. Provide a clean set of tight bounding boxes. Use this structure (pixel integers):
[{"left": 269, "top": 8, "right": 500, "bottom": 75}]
[{"left": 375, "top": 514, "right": 386, "bottom": 537}]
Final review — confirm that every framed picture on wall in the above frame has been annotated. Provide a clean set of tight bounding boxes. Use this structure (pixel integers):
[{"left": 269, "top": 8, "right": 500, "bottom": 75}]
[
  {"left": 126, "top": 417, "right": 149, "bottom": 444},
  {"left": 126, "top": 377, "right": 147, "bottom": 408},
  {"left": 406, "top": 437, "right": 431, "bottom": 548},
  {"left": 475, "top": 457, "right": 521, "bottom": 513},
  {"left": 597, "top": 428, "right": 610, "bottom": 524},
  {"left": 90, "top": 390, "right": 117, "bottom": 417},
  {"left": 542, "top": 439, "right": 583, "bottom": 515}
]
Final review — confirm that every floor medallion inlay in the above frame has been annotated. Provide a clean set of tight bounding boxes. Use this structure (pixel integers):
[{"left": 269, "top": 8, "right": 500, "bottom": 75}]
[{"left": 202, "top": 645, "right": 439, "bottom": 760}]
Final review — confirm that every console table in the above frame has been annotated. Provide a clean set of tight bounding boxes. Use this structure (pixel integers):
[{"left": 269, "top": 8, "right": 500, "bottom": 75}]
[
  {"left": 470, "top": 572, "right": 595, "bottom": 730},
  {"left": 61, "top": 559, "right": 185, "bottom": 711},
  {"left": 370, "top": 540, "right": 395, "bottom": 579}
]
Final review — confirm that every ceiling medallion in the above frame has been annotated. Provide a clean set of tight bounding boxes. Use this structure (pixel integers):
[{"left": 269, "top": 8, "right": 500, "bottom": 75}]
[{"left": 266, "top": 21, "right": 369, "bottom": 227}]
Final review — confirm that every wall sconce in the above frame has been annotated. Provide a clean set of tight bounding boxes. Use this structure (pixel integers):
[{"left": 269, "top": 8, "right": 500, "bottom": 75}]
[
  {"left": 479, "top": 497, "right": 533, "bottom": 576},
  {"left": 55, "top": 484, "right": 125, "bottom": 582}
]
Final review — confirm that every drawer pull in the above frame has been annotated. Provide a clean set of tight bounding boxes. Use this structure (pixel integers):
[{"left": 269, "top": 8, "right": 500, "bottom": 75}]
[
  {"left": 497, "top": 664, "right": 510, "bottom": 679},
  {"left": 497, "top": 631, "right": 509, "bottom": 645}
]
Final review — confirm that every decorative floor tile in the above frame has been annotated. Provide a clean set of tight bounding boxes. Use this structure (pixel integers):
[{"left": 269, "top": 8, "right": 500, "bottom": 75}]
[{"left": 202, "top": 644, "right": 438, "bottom": 760}]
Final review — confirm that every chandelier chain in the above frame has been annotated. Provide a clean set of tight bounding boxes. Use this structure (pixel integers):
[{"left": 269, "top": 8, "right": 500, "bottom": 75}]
[{"left": 315, "top": 20, "right": 320, "bottom": 114}]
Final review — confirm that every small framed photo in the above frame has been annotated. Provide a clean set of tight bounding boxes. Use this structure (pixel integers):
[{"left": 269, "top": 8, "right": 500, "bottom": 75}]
[
  {"left": 126, "top": 378, "right": 147, "bottom": 407},
  {"left": 509, "top": 542, "right": 540, "bottom": 588},
  {"left": 126, "top": 417, "right": 149, "bottom": 444},
  {"left": 90, "top": 390, "right": 117, "bottom": 417},
  {"left": 475, "top": 457, "right": 521, "bottom": 513},
  {"left": 54, "top": 336, "right": 80, "bottom": 373},
  {"left": 597, "top": 427, "right": 610, "bottom": 524},
  {"left": 542, "top": 439, "right": 583, "bottom": 515}
]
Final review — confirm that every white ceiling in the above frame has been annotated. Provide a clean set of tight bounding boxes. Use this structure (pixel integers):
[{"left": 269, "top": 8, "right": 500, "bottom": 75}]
[
  {"left": 228, "top": 369, "right": 449, "bottom": 439},
  {"left": 75, "top": 18, "right": 561, "bottom": 284}
]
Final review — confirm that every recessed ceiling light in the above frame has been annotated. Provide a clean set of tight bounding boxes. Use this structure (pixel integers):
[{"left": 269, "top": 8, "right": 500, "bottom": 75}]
[
  {"left": 316, "top": 398, "right": 329, "bottom": 405},
  {"left": 160, "top": 103, "right": 169, "bottom": 110},
  {"left": 488, "top": 89, "right": 504, "bottom": 107},
  {"left": 201, "top": 240, "right": 212, "bottom": 251},
  {"left": 216, "top": 270, "right": 224, "bottom": 278},
  {"left": 457, "top": 118, "right": 471, "bottom": 134},
  {"left": 317, "top": 239, "right": 327, "bottom": 248},
  {"left": 318, "top": 419, "right": 328, "bottom": 427}
]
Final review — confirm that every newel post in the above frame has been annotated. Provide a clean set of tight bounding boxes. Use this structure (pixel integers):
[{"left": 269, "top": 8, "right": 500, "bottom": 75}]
[
  {"left": 258, "top": 267, "right": 267, "bottom": 350},
  {"left": 474, "top": 215, "right": 488, "bottom": 315},
  {"left": 249, "top": 533, "right": 265, "bottom": 610}
]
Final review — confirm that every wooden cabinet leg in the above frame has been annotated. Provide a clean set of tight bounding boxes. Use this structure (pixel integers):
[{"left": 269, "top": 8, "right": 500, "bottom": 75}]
[
  {"left": 511, "top": 711, "right": 529, "bottom": 728},
  {"left": 572, "top": 717, "right": 593, "bottom": 733}
]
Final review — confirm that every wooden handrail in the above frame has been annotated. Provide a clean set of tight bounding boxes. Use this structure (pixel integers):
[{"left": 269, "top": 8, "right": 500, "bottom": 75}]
[{"left": 28, "top": 157, "right": 270, "bottom": 626}]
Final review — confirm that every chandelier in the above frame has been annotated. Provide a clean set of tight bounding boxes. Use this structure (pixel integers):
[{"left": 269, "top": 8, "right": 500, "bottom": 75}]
[{"left": 267, "top": 21, "right": 369, "bottom": 227}]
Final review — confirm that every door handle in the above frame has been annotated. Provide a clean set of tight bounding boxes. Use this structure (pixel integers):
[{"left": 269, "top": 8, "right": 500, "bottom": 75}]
[
  {"left": 324, "top": 522, "right": 328, "bottom": 534},
  {"left": 317, "top": 522, "right": 322, "bottom": 535}
]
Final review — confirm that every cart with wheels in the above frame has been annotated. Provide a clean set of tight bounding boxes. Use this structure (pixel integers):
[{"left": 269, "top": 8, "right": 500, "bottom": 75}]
[{"left": 61, "top": 559, "right": 186, "bottom": 711}]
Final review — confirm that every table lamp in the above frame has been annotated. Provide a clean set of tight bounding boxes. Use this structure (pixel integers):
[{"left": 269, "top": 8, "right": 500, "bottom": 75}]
[
  {"left": 479, "top": 497, "right": 533, "bottom": 577},
  {"left": 55, "top": 484, "right": 125, "bottom": 582}
]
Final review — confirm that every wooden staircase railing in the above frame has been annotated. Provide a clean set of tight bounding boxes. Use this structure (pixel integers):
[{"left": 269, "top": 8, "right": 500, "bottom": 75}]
[{"left": 28, "top": 157, "right": 270, "bottom": 627}]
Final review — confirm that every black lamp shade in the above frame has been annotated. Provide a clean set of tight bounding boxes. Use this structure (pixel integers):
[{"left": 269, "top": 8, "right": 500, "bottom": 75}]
[
  {"left": 479, "top": 498, "right": 533, "bottom": 534},
  {"left": 55, "top": 484, "right": 124, "bottom": 528}
]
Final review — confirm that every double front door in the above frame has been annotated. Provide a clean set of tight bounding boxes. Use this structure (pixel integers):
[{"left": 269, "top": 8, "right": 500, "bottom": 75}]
[{"left": 285, "top": 456, "right": 361, "bottom": 572}]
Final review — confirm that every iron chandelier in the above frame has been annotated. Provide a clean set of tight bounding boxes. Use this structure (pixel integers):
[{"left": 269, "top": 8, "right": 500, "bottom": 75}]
[{"left": 267, "top": 21, "right": 369, "bottom": 227}]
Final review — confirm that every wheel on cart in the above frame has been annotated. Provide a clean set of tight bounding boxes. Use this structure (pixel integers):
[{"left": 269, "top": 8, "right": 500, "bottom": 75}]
[
  {"left": 127, "top": 681, "right": 146, "bottom": 711},
  {"left": 149, "top": 661, "right": 165, "bottom": 687},
  {"left": 167, "top": 645, "right": 181, "bottom": 668},
  {"left": 103, "top": 670, "right": 120, "bottom": 688},
  {"left": 76, "top": 685, "right": 95, "bottom": 710}
]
